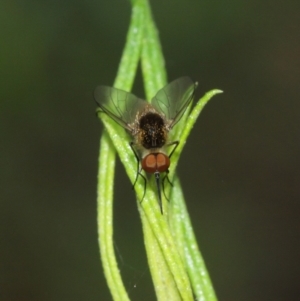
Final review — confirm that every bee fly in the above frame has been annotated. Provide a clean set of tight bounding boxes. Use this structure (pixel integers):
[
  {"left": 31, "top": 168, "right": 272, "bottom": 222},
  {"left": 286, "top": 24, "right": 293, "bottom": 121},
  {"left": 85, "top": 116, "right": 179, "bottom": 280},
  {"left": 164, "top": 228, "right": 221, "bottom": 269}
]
[{"left": 94, "top": 77, "right": 197, "bottom": 213}]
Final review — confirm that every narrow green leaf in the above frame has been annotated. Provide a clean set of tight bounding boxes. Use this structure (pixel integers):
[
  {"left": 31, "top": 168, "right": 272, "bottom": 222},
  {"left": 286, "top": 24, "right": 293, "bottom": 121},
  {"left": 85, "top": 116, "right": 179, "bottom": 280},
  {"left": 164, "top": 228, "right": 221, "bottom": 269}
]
[
  {"left": 139, "top": 1, "right": 195, "bottom": 301},
  {"left": 96, "top": 2, "right": 145, "bottom": 300},
  {"left": 170, "top": 177, "right": 218, "bottom": 301}
]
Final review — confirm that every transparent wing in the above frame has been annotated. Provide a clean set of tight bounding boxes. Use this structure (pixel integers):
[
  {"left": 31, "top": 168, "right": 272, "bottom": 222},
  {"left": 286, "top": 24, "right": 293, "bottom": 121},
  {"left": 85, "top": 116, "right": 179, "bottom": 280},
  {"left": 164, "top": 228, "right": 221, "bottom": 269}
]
[
  {"left": 94, "top": 86, "right": 147, "bottom": 132},
  {"left": 151, "top": 77, "right": 197, "bottom": 129}
]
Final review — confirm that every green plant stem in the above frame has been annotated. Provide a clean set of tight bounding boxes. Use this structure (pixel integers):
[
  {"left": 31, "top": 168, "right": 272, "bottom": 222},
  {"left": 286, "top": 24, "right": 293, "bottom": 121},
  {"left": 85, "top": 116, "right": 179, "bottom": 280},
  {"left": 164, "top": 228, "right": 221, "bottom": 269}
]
[
  {"left": 98, "top": 133, "right": 129, "bottom": 301},
  {"left": 96, "top": 1, "right": 144, "bottom": 300},
  {"left": 138, "top": 1, "right": 195, "bottom": 301},
  {"left": 170, "top": 177, "right": 218, "bottom": 301},
  {"left": 140, "top": 0, "right": 167, "bottom": 98}
]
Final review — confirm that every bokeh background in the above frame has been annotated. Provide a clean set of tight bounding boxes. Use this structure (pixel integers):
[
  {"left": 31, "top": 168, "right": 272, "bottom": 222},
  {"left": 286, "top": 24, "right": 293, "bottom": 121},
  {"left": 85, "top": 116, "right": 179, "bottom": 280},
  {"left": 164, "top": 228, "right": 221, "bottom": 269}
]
[{"left": 1, "top": 0, "right": 299, "bottom": 300}]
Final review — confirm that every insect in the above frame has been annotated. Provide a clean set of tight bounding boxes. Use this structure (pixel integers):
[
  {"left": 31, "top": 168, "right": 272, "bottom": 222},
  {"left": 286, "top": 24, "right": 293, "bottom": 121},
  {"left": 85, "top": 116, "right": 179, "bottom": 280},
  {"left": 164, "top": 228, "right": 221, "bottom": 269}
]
[{"left": 94, "top": 77, "right": 198, "bottom": 213}]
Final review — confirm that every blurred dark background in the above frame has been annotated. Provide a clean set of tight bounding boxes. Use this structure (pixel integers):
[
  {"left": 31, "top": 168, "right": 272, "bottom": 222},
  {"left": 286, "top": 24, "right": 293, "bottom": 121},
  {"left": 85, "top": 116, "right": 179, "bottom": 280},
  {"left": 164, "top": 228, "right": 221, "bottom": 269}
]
[{"left": 1, "top": 0, "right": 299, "bottom": 300}]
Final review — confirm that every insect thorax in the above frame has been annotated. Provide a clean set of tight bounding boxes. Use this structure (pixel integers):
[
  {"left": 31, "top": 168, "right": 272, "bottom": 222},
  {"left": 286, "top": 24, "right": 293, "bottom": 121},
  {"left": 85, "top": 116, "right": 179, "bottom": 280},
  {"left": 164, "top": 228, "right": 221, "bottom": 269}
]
[{"left": 138, "top": 112, "right": 167, "bottom": 149}]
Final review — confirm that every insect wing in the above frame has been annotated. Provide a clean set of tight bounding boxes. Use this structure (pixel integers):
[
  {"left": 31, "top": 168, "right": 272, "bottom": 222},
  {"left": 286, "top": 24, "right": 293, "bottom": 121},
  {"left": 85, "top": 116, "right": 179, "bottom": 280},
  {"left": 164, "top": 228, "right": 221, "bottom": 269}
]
[
  {"left": 94, "top": 86, "right": 146, "bottom": 132},
  {"left": 151, "top": 77, "right": 196, "bottom": 129}
]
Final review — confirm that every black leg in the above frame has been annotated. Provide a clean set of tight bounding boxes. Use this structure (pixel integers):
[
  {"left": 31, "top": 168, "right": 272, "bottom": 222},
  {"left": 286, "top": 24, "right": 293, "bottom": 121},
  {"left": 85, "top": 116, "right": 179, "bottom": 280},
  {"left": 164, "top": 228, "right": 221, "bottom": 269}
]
[
  {"left": 129, "top": 142, "right": 147, "bottom": 202},
  {"left": 129, "top": 142, "right": 140, "bottom": 188},
  {"left": 166, "top": 140, "right": 179, "bottom": 159},
  {"left": 161, "top": 141, "right": 179, "bottom": 202},
  {"left": 162, "top": 171, "right": 173, "bottom": 202}
]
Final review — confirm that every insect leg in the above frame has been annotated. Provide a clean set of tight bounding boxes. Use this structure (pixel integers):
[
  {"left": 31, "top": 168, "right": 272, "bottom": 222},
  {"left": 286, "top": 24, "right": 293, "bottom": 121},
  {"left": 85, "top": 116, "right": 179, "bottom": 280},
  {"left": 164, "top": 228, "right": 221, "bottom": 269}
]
[
  {"left": 162, "top": 140, "right": 179, "bottom": 189},
  {"left": 129, "top": 142, "right": 147, "bottom": 202},
  {"left": 161, "top": 141, "right": 179, "bottom": 201},
  {"left": 166, "top": 140, "right": 179, "bottom": 159}
]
